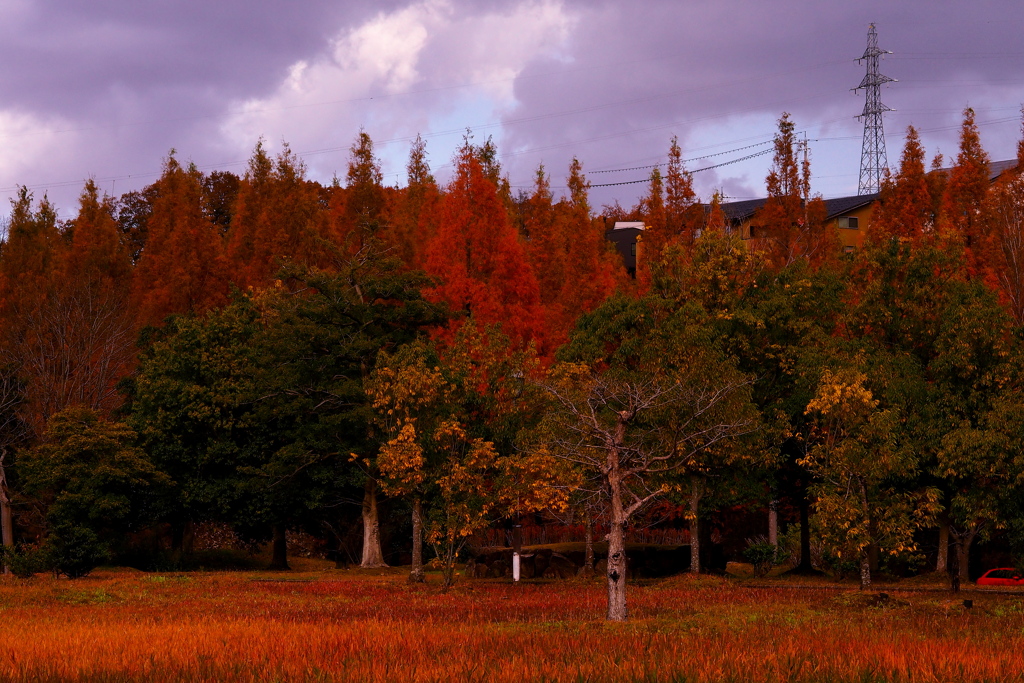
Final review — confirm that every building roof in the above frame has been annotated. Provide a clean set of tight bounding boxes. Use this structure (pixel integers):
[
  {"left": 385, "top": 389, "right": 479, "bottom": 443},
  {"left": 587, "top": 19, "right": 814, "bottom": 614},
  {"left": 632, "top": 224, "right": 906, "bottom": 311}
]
[
  {"left": 612, "top": 221, "right": 645, "bottom": 230},
  {"left": 712, "top": 193, "right": 880, "bottom": 224}
]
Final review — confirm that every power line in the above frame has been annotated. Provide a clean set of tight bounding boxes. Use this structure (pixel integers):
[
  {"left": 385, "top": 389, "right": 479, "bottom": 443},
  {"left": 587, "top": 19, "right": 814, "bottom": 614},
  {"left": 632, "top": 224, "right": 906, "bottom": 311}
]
[
  {"left": 587, "top": 148, "right": 774, "bottom": 188},
  {"left": 588, "top": 140, "right": 775, "bottom": 175}
]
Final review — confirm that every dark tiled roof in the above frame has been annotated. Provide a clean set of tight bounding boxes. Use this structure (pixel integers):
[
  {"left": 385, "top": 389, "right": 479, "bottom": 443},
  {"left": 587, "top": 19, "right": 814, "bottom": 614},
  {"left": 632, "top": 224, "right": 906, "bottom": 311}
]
[
  {"left": 712, "top": 193, "right": 880, "bottom": 224},
  {"left": 822, "top": 193, "right": 879, "bottom": 218},
  {"left": 934, "top": 158, "right": 1019, "bottom": 182},
  {"left": 988, "top": 159, "right": 1019, "bottom": 180}
]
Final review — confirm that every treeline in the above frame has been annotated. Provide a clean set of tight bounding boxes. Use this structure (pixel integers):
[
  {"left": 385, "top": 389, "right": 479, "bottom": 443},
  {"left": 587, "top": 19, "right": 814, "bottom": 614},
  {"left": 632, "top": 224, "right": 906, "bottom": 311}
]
[{"left": 0, "top": 108, "right": 1023, "bottom": 615}]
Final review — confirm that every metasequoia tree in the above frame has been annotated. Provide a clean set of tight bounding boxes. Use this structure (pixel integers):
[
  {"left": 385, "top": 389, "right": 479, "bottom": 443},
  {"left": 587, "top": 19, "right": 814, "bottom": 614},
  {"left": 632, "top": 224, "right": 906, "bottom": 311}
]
[
  {"left": 424, "top": 142, "right": 545, "bottom": 348},
  {"left": 539, "top": 296, "right": 756, "bottom": 621},
  {"left": 18, "top": 182, "right": 136, "bottom": 428},
  {"left": 329, "top": 131, "right": 387, "bottom": 257},
  {"left": 132, "top": 154, "right": 229, "bottom": 327},
  {"left": 802, "top": 367, "right": 940, "bottom": 589},
  {"left": 665, "top": 136, "right": 699, "bottom": 247},
  {"left": 986, "top": 118, "right": 1024, "bottom": 322},
  {"left": 226, "top": 143, "right": 331, "bottom": 288},
  {"left": 753, "top": 113, "right": 836, "bottom": 269},
  {"left": 941, "top": 107, "right": 992, "bottom": 276},
  {"left": 386, "top": 134, "right": 439, "bottom": 269},
  {"left": 870, "top": 126, "right": 932, "bottom": 242}
]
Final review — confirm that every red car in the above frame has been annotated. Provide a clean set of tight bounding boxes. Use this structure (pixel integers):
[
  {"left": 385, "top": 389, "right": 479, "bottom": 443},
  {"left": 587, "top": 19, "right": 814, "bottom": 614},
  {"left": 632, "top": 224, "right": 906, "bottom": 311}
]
[{"left": 977, "top": 568, "right": 1024, "bottom": 586}]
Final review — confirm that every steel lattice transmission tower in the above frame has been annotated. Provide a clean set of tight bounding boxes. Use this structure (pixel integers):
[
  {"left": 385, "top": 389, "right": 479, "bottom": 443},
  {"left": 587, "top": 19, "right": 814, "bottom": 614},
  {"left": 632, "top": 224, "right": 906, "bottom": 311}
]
[{"left": 854, "top": 23, "right": 895, "bottom": 195}]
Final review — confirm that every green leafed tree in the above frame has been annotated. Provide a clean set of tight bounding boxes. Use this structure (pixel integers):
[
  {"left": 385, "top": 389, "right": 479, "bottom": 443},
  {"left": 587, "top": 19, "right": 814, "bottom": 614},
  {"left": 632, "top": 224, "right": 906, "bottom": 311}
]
[{"left": 20, "top": 407, "right": 170, "bottom": 577}]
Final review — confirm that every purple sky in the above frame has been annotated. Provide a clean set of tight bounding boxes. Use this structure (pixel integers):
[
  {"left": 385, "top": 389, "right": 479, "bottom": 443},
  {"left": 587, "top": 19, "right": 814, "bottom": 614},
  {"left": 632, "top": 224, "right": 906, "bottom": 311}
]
[{"left": 1, "top": 0, "right": 1023, "bottom": 218}]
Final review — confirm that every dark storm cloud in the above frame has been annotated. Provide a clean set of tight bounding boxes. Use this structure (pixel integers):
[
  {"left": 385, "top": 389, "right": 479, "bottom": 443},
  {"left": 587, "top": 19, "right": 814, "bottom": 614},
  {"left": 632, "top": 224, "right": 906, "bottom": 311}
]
[{"left": 0, "top": 0, "right": 1022, "bottom": 214}]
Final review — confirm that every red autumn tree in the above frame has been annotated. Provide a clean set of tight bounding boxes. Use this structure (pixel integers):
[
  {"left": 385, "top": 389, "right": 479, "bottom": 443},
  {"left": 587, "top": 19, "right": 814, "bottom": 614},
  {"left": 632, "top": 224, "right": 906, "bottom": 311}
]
[
  {"left": 665, "top": 135, "right": 699, "bottom": 247},
  {"left": 21, "top": 182, "right": 135, "bottom": 428},
  {"left": 985, "top": 112, "right": 1024, "bottom": 322},
  {"left": 870, "top": 126, "right": 932, "bottom": 243},
  {"left": 386, "top": 134, "right": 440, "bottom": 269},
  {"left": 226, "top": 142, "right": 332, "bottom": 288},
  {"left": 753, "top": 113, "right": 836, "bottom": 269},
  {"left": 941, "top": 107, "right": 992, "bottom": 276},
  {"left": 328, "top": 131, "right": 387, "bottom": 257},
  {"left": 132, "top": 154, "right": 230, "bottom": 326},
  {"left": 424, "top": 142, "right": 545, "bottom": 349}
]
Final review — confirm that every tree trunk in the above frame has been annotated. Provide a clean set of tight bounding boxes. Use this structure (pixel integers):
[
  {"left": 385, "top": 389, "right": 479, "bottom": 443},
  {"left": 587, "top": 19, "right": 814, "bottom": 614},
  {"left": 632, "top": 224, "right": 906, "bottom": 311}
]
[
  {"left": 269, "top": 524, "right": 290, "bottom": 570},
  {"left": 949, "top": 537, "right": 961, "bottom": 593},
  {"left": 689, "top": 477, "right": 702, "bottom": 574},
  {"left": 360, "top": 478, "right": 387, "bottom": 568},
  {"left": 858, "top": 478, "right": 871, "bottom": 589},
  {"left": 606, "top": 477, "right": 627, "bottom": 621},
  {"left": 797, "top": 484, "right": 813, "bottom": 572},
  {"left": 0, "top": 450, "right": 12, "bottom": 576},
  {"left": 859, "top": 550, "right": 871, "bottom": 590},
  {"left": 957, "top": 531, "right": 975, "bottom": 583},
  {"left": 936, "top": 517, "right": 949, "bottom": 573},
  {"left": 584, "top": 509, "right": 595, "bottom": 571},
  {"left": 409, "top": 497, "right": 424, "bottom": 583},
  {"left": 768, "top": 498, "right": 779, "bottom": 549}
]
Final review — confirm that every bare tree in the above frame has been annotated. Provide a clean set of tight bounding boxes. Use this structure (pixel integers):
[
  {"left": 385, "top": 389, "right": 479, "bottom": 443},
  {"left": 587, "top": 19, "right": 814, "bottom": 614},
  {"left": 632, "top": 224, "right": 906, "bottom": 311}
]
[{"left": 537, "top": 364, "right": 756, "bottom": 621}]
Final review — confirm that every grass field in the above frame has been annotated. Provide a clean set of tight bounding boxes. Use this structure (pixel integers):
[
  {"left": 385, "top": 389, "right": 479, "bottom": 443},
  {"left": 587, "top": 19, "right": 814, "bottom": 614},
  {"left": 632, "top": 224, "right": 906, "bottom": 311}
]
[{"left": 0, "top": 561, "right": 1022, "bottom": 682}]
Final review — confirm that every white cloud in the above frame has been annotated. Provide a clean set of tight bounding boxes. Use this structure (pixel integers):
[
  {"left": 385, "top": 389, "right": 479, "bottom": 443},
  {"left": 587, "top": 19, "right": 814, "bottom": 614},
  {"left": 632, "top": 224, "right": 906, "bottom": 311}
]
[
  {"left": 0, "top": 109, "right": 72, "bottom": 194},
  {"left": 220, "top": 0, "right": 575, "bottom": 184}
]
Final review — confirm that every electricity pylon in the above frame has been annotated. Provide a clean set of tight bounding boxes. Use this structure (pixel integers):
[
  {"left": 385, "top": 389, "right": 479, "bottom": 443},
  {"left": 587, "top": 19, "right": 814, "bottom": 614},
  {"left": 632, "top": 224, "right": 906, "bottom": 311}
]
[{"left": 854, "top": 23, "right": 895, "bottom": 195}]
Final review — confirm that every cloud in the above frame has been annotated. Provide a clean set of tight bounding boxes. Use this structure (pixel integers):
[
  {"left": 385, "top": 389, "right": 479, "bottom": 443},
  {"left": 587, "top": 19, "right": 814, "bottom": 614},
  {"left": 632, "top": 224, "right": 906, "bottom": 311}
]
[{"left": 220, "top": 0, "right": 576, "bottom": 184}]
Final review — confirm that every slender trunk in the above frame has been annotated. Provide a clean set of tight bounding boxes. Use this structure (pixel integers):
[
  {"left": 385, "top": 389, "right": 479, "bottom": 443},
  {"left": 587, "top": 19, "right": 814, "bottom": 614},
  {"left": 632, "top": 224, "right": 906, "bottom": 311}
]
[
  {"left": 936, "top": 517, "right": 949, "bottom": 573},
  {"left": 768, "top": 498, "right": 779, "bottom": 548},
  {"left": 269, "top": 524, "right": 289, "bottom": 570},
  {"left": 798, "top": 484, "right": 813, "bottom": 572},
  {"left": 949, "top": 537, "right": 961, "bottom": 593},
  {"left": 361, "top": 478, "right": 387, "bottom": 568},
  {"left": 689, "top": 477, "right": 702, "bottom": 574},
  {"left": 859, "top": 550, "right": 871, "bottom": 590},
  {"left": 0, "top": 450, "right": 12, "bottom": 576},
  {"left": 957, "top": 529, "right": 976, "bottom": 583},
  {"left": 606, "top": 478, "right": 627, "bottom": 621},
  {"left": 409, "top": 497, "right": 424, "bottom": 583},
  {"left": 858, "top": 478, "right": 871, "bottom": 589},
  {"left": 584, "top": 509, "right": 595, "bottom": 570}
]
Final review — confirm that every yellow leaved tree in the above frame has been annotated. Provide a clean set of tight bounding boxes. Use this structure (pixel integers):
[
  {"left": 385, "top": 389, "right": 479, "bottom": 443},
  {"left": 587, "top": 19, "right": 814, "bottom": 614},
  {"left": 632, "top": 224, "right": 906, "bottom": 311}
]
[
  {"left": 802, "top": 367, "right": 940, "bottom": 589},
  {"left": 367, "top": 328, "right": 570, "bottom": 589}
]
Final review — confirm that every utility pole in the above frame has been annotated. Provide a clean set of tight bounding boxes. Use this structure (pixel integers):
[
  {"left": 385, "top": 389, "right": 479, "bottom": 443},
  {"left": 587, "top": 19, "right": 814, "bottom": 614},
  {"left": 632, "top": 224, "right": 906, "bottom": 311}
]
[{"left": 854, "top": 23, "right": 895, "bottom": 195}]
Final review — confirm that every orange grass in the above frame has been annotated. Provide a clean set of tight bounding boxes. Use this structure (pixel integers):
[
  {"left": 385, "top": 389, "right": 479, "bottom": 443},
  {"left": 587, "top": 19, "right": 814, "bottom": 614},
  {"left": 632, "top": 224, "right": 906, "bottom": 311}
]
[{"left": 0, "top": 568, "right": 1022, "bottom": 682}]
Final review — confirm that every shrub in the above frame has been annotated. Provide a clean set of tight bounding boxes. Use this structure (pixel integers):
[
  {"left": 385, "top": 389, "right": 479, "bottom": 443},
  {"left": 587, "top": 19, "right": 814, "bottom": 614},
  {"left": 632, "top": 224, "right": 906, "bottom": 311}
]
[{"left": 743, "top": 536, "right": 788, "bottom": 577}]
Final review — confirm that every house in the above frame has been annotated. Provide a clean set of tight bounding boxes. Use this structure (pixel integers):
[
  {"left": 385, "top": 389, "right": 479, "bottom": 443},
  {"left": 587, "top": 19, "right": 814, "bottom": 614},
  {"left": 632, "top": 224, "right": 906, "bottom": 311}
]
[
  {"left": 604, "top": 221, "right": 644, "bottom": 277},
  {"left": 720, "top": 193, "right": 879, "bottom": 255}
]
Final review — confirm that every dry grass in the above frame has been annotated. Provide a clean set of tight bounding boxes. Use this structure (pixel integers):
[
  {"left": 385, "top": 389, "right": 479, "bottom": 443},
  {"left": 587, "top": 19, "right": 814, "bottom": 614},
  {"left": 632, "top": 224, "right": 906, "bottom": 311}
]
[{"left": 0, "top": 565, "right": 1021, "bottom": 682}]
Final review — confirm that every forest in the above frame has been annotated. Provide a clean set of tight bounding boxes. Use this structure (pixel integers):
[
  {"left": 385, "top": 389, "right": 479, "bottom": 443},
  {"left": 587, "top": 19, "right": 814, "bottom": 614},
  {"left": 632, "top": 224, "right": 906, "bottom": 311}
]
[{"left": 0, "top": 105, "right": 1023, "bottom": 622}]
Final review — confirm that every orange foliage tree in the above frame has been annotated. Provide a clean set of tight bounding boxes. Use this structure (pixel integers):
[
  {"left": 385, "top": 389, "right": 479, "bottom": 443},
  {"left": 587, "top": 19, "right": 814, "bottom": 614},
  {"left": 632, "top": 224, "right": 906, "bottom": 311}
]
[
  {"left": 424, "top": 142, "right": 545, "bottom": 349},
  {"left": 985, "top": 113, "right": 1024, "bottom": 322},
  {"left": 941, "top": 107, "right": 992, "bottom": 276},
  {"left": 226, "top": 142, "right": 333, "bottom": 288},
  {"left": 386, "top": 134, "right": 439, "bottom": 269},
  {"left": 871, "top": 126, "right": 932, "bottom": 243},
  {"left": 753, "top": 113, "right": 836, "bottom": 269},
  {"left": 132, "top": 154, "right": 230, "bottom": 327}
]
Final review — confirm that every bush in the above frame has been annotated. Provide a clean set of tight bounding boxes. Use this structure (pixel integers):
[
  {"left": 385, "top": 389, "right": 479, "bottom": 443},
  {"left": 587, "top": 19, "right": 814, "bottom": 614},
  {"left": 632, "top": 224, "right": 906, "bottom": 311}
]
[
  {"left": 0, "top": 543, "right": 44, "bottom": 578},
  {"left": 42, "top": 524, "right": 107, "bottom": 579},
  {"left": 743, "top": 536, "right": 788, "bottom": 577}
]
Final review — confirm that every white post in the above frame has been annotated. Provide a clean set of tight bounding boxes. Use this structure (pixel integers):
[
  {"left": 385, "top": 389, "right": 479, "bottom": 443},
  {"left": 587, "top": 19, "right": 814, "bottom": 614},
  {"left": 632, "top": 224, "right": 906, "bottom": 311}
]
[{"left": 512, "top": 552, "right": 520, "bottom": 582}]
